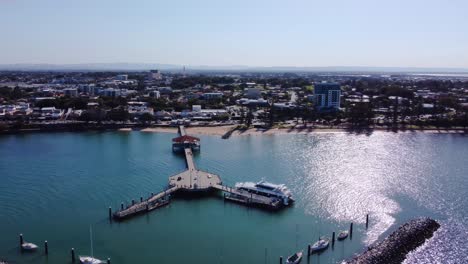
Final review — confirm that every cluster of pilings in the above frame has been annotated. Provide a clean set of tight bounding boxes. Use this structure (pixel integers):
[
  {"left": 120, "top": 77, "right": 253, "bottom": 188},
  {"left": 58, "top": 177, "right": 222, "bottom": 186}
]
[
  {"left": 17, "top": 234, "right": 111, "bottom": 263},
  {"left": 279, "top": 214, "right": 370, "bottom": 264}
]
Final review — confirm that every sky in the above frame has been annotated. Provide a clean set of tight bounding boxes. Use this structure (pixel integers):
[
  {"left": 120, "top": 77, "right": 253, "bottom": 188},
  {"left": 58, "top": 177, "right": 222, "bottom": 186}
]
[{"left": 0, "top": 0, "right": 467, "bottom": 68}]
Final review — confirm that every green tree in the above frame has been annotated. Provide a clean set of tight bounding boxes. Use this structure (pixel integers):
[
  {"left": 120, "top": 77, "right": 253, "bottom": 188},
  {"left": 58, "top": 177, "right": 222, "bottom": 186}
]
[{"left": 139, "top": 112, "right": 153, "bottom": 125}]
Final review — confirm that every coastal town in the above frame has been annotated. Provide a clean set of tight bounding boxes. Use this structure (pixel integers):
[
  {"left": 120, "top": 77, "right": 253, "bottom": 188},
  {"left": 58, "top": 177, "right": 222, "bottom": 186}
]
[{"left": 1, "top": 70, "right": 467, "bottom": 133}]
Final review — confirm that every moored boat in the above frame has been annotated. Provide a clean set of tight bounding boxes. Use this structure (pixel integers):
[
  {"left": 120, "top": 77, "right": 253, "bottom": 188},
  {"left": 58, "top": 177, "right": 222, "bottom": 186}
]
[
  {"left": 310, "top": 237, "right": 330, "bottom": 254},
  {"left": 286, "top": 251, "right": 303, "bottom": 264},
  {"left": 337, "top": 230, "right": 349, "bottom": 240},
  {"left": 79, "top": 226, "right": 104, "bottom": 264},
  {"left": 21, "top": 242, "right": 38, "bottom": 251},
  {"left": 235, "top": 180, "right": 294, "bottom": 205},
  {"left": 79, "top": 256, "right": 104, "bottom": 264}
]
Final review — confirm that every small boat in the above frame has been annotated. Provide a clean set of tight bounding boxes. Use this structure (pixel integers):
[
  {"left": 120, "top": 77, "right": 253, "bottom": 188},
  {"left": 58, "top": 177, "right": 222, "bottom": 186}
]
[
  {"left": 21, "top": 242, "right": 38, "bottom": 251},
  {"left": 79, "top": 256, "right": 104, "bottom": 264},
  {"left": 337, "top": 230, "right": 349, "bottom": 240},
  {"left": 286, "top": 251, "right": 303, "bottom": 264},
  {"left": 310, "top": 237, "right": 330, "bottom": 254},
  {"left": 79, "top": 226, "right": 104, "bottom": 264}
]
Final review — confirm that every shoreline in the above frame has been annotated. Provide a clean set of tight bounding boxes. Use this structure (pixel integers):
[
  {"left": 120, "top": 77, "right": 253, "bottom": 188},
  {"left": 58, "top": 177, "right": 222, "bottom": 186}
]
[
  {"left": 1, "top": 124, "right": 466, "bottom": 136},
  {"left": 136, "top": 125, "right": 467, "bottom": 137}
]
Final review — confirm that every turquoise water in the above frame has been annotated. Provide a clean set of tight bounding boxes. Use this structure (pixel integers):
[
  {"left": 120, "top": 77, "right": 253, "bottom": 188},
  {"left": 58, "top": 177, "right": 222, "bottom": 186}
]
[{"left": 0, "top": 131, "right": 467, "bottom": 263}]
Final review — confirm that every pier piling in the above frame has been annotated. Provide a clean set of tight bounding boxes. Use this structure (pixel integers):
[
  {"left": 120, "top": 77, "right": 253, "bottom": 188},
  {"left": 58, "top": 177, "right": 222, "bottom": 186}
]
[
  {"left": 71, "top": 248, "right": 75, "bottom": 263},
  {"left": 121, "top": 203, "right": 124, "bottom": 211},
  {"left": 108, "top": 207, "right": 112, "bottom": 221},
  {"left": 350, "top": 222, "right": 354, "bottom": 238},
  {"left": 107, "top": 258, "right": 111, "bottom": 264},
  {"left": 366, "top": 214, "right": 369, "bottom": 229},
  {"left": 132, "top": 199, "right": 135, "bottom": 205},
  {"left": 307, "top": 244, "right": 311, "bottom": 256},
  {"left": 332, "top": 231, "right": 335, "bottom": 247},
  {"left": 19, "top": 233, "right": 23, "bottom": 246},
  {"left": 140, "top": 197, "right": 143, "bottom": 202},
  {"left": 44, "top": 240, "right": 48, "bottom": 255},
  {"left": 279, "top": 256, "right": 283, "bottom": 264}
]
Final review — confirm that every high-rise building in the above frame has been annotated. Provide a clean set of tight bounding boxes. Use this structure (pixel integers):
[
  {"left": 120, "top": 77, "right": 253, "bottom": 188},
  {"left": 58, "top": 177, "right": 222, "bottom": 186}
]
[{"left": 314, "top": 83, "right": 341, "bottom": 110}]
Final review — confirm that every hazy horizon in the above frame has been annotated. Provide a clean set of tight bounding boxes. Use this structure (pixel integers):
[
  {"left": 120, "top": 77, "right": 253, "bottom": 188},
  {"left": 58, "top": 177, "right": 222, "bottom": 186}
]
[{"left": 1, "top": 0, "right": 467, "bottom": 68}]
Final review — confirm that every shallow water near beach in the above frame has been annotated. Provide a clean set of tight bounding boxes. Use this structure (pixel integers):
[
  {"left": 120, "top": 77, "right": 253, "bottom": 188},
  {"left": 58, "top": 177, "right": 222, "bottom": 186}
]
[{"left": 0, "top": 131, "right": 467, "bottom": 263}]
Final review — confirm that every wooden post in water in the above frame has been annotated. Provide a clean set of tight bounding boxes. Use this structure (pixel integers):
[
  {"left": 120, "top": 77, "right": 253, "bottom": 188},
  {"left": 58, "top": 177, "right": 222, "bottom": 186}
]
[
  {"left": 140, "top": 196, "right": 143, "bottom": 202},
  {"left": 71, "top": 248, "right": 75, "bottom": 263},
  {"left": 107, "top": 258, "right": 111, "bottom": 264},
  {"left": 132, "top": 199, "right": 135, "bottom": 205},
  {"left": 19, "top": 233, "right": 23, "bottom": 247},
  {"left": 279, "top": 256, "right": 283, "bottom": 264},
  {"left": 332, "top": 231, "right": 335, "bottom": 247},
  {"left": 350, "top": 222, "right": 354, "bottom": 238},
  {"left": 366, "top": 214, "right": 369, "bottom": 229},
  {"left": 121, "top": 203, "right": 124, "bottom": 211},
  {"left": 307, "top": 244, "right": 311, "bottom": 256},
  {"left": 108, "top": 207, "right": 112, "bottom": 221},
  {"left": 44, "top": 240, "right": 48, "bottom": 255}
]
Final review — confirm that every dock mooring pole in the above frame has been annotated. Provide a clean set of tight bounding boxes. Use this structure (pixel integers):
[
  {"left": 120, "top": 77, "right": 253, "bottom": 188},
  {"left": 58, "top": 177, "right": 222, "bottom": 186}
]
[
  {"left": 71, "top": 248, "right": 75, "bottom": 263},
  {"left": 332, "top": 231, "right": 335, "bottom": 247},
  {"left": 121, "top": 203, "right": 124, "bottom": 211},
  {"left": 366, "top": 214, "right": 369, "bottom": 229},
  {"left": 19, "top": 233, "right": 24, "bottom": 246},
  {"left": 44, "top": 240, "right": 48, "bottom": 255},
  {"left": 279, "top": 256, "right": 283, "bottom": 264},
  {"left": 307, "top": 244, "right": 311, "bottom": 256},
  {"left": 140, "top": 196, "right": 143, "bottom": 202},
  {"left": 107, "top": 258, "right": 111, "bottom": 264},
  {"left": 350, "top": 222, "right": 354, "bottom": 238},
  {"left": 108, "top": 207, "right": 112, "bottom": 221}
]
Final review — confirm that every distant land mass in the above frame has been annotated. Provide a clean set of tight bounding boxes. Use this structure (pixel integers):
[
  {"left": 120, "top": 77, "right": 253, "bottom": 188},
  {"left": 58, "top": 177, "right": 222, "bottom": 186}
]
[{"left": 0, "top": 63, "right": 468, "bottom": 74}]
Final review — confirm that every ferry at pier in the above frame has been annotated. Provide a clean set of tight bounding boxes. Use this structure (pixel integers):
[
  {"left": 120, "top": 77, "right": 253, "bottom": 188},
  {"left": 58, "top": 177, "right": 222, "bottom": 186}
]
[{"left": 235, "top": 180, "right": 294, "bottom": 205}]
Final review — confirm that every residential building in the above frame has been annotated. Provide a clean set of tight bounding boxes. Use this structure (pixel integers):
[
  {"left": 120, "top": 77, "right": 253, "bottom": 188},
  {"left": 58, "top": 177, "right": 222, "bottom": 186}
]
[
  {"left": 63, "top": 88, "right": 78, "bottom": 97},
  {"left": 246, "top": 88, "right": 261, "bottom": 99},
  {"left": 314, "top": 83, "right": 341, "bottom": 110},
  {"left": 115, "top": 74, "right": 128, "bottom": 81},
  {"left": 149, "top": 70, "right": 162, "bottom": 80},
  {"left": 102, "top": 88, "right": 121, "bottom": 97},
  {"left": 202, "top": 92, "right": 223, "bottom": 100}
]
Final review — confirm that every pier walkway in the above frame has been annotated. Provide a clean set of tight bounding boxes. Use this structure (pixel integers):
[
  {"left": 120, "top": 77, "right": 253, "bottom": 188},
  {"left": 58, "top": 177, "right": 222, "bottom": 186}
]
[
  {"left": 113, "top": 126, "right": 284, "bottom": 220},
  {"left": 114, "top": 126, "right": 221, "bottom": 220}
]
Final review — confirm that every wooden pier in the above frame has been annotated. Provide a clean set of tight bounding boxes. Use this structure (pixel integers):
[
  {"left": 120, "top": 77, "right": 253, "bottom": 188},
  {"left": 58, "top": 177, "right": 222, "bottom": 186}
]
[{"left": 112, "top": 126, "right": 284, "bottom": 220}]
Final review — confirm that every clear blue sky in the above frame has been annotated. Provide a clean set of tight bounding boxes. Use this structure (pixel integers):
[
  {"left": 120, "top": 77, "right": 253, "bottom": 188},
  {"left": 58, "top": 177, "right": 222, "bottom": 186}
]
[{"left": 1, "top": 0, "right": 467, "bottom": 68}]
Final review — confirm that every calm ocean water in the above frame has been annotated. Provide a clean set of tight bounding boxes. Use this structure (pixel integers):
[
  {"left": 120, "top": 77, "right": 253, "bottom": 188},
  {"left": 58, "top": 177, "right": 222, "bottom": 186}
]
[{"left": 0, "top": 131, "right": 467, "bottom": 264}]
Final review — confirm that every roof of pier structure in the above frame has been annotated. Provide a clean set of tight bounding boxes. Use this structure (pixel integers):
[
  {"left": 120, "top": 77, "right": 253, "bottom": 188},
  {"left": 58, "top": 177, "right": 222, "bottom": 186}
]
[{"left": 172, "top": 135, "right": 200, "bottom": 143}]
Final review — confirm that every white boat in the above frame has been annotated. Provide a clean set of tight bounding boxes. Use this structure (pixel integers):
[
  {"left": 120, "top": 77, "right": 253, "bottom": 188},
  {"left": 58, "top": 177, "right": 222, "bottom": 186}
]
[
  {"left": 21, "top": 242, "right": 38, "bottom": 251},
  {"left": 79, "top": 256, "right": 104, "bottom": 264},
  {"left": 310, "top": 237, "right": 330, "bottom": 254},
  {"left": 337, "top": 230, "right": 349, "bottom": 240},
  {"left": 286, "top": 251, "right": 303, "bottom": 264},
  {"left": 79, "top": 226, "right": 104, "bottom": 264},
  {"left": 235, "top": 180, "right": 294, "bottom": 205}
]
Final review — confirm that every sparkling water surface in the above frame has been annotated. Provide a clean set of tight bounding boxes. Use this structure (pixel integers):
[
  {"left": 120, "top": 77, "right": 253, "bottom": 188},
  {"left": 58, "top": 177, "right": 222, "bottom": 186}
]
[{"left": 0, "top": 131, "right": 467, "bottom": 263}]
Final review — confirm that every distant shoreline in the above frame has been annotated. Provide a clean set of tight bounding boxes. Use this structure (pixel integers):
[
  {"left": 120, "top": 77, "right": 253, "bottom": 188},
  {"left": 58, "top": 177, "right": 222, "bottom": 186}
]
[{"left": 1, "top": 124, "right": 466, "bottom": 136}]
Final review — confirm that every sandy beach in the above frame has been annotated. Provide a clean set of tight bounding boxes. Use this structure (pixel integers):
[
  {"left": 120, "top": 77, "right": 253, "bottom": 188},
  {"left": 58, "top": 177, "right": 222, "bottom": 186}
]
[{"left": 123, "top": 126, "right": 466, "bottom": 137}]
